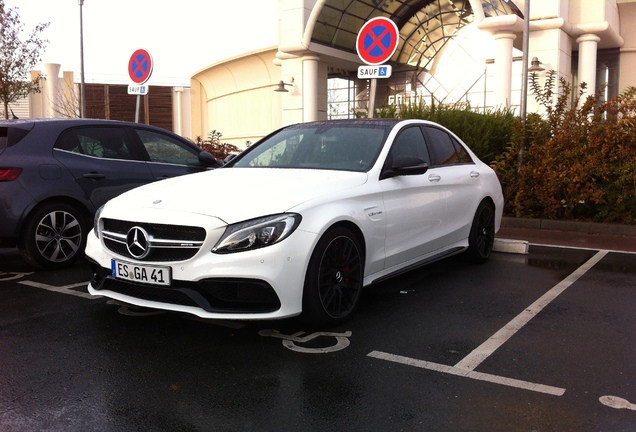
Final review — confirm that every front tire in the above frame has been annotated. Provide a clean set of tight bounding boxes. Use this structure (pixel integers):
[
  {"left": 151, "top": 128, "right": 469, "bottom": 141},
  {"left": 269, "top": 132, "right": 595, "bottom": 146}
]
[
  {"left": 301, "top": 227, "right": 364, "bottom": 327},
  {"left": 18, "top": 203, "right": 87, "bottom": 269},
  {"left": 465, "top": 200, "right": 495, "bottom": 264}
]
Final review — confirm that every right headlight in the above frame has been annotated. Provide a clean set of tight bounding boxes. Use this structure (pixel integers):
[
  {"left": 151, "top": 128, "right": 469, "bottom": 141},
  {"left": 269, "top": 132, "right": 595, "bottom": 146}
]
[{"left": 212, "top": 213, "right": 301, "bottom": 254}]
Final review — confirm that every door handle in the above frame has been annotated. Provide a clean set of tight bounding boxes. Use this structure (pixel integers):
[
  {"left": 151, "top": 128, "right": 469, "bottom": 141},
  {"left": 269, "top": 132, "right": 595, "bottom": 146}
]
[
  {"left": 428, "top": 174, "right": 441, "bottom": 182},
  {"left": 82, "top": 172, "right": 106, "bottom": 180},
  {"left": 470, "top": 171, "right": 480, "bottom": 178}
]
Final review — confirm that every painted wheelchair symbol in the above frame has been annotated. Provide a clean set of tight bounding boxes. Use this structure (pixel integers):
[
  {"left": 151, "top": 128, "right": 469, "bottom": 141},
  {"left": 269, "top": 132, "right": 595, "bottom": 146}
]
[{"left": 259, "top": 329, "right": 352, "bottom": 353}]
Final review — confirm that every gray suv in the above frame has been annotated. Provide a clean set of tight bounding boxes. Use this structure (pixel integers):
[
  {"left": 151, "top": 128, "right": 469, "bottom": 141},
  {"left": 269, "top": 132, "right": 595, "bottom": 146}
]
[{"left": 0, "top": 118, "right": 219, "bottom": 269}]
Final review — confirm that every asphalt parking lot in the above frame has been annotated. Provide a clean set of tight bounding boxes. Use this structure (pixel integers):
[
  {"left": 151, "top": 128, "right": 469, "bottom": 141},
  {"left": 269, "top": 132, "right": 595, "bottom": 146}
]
[{"left": 1, "top": 241, "right": 635, "bottom": 431}]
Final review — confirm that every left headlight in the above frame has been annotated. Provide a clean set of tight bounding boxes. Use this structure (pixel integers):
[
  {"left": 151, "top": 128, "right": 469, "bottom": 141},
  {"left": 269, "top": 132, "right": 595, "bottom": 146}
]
[
  {"left": 93, "top": 205, "right": 105, "bottom": 239},
  {"left": 213, "top": 213, "right": 301, "bottom": 254}
]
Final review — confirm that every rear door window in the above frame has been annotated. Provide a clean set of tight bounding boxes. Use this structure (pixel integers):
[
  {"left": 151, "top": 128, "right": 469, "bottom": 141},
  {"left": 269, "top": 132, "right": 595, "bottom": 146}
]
[
  {"left": 423, "top": 127, "right": 460, "bottom": 167},
  {"left": 451, "top": 135, "right": 474, "bottom": 164},
  {"left": 55, "top": 127, "right": 137, "bottom": 160}
]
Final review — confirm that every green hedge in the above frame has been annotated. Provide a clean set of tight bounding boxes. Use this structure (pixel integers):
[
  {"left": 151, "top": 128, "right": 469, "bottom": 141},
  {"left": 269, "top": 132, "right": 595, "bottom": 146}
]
[{"left": 375, "top": 101, "right": 516, "bottom": 164}]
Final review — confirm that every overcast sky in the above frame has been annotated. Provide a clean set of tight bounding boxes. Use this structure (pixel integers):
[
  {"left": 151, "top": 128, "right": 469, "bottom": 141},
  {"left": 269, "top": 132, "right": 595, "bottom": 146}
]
[{"left": 7, "top": 0, "right": 279, "bottom": 85}]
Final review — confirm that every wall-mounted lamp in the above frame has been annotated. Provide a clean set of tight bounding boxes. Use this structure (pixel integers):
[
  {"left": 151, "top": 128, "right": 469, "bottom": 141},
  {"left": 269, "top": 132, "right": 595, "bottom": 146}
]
[
  {"left": 528, "top": 57, "right": 545, "bottom": 72},
  {"left": 274, "top": 78, "right": 294, "bottom": 92}
]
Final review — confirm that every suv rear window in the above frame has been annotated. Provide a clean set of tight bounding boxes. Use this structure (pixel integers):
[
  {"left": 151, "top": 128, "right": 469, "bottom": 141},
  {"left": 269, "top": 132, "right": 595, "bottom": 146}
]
[
  {"left": 0, "top": 126, "right": 32, "bottom": 150},
  {"left": 0, "top": 128, "right": 6, "bottom": 150}
]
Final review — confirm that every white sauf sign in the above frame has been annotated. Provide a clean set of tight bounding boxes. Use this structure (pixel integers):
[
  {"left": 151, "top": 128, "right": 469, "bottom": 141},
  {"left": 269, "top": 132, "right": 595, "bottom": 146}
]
[
  {"left": 127, "top": 85, "right": 149, "bottom": 95},
  {"left": 357, "top": 65, "right": 392, "bottom": 79}
]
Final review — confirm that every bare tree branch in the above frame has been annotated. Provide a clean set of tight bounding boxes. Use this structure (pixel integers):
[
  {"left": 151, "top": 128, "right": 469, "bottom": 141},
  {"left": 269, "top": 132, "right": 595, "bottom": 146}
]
[{"left": 0, "top": 0, "right": 50, "bottom": 119}]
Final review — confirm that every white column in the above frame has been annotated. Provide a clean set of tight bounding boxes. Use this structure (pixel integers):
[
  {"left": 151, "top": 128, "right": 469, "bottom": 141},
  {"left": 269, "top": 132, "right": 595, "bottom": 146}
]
[
  {"left": 42, "top": 63, "right": 61, "bottom": 118},
  {"left": 302, "top": 55, "right": 320, "bottom": 122},
  {"left": 493, "top": 32, "right": 515, "bottom": 108},
  {"left": 576, "top": 33, "right": 600, "bottom": 102},
  {"left": 174, "top": 87, "right": 183, "bottom": 135}
]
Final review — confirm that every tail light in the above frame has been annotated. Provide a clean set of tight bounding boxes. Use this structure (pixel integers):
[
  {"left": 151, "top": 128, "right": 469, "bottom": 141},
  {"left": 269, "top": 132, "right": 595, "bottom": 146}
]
[{"left": 0, "top": 168, "right": 22, "bottom": 182}]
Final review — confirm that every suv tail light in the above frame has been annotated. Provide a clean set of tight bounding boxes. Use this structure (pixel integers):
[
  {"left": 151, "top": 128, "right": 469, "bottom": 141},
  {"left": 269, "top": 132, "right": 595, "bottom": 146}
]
[{"left": 0, "top": 167, "right": 22, "bottom": 182}]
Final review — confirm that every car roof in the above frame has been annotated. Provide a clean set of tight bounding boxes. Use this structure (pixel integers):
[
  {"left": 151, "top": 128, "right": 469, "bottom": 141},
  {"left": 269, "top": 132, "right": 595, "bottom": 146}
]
[
  {"left": 0, "top": 118, "right": 146, "bottom": 129},
  {"left": 289, "top": 118, "right": 403, "bottom": 128},
  {"left": 282, "top": 119, "right": 445, "bottom": 131}
]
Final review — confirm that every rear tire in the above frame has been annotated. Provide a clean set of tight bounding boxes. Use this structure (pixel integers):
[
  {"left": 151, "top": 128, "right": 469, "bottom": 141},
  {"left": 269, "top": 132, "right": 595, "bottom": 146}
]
[
  {"left": 18, "top": 203, "right": 87, "bottom": 269},
  {"left": 301, "top": 227, "right": 364, "bottom": 327},
  {"left": 465, "top": 200, "right": 495, "bottom": 264}
]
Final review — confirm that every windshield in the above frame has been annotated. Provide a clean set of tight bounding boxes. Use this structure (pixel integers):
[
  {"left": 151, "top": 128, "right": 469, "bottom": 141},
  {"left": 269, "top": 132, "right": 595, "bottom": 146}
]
[{"left": 232, "top": 122, "right": 391, "bottom": 172}]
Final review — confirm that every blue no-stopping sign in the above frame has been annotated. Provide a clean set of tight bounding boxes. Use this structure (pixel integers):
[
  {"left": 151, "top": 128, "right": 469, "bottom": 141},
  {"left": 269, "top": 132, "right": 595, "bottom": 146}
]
[{"left": 356, "top": 17, "right": 399, "bottom": 66}]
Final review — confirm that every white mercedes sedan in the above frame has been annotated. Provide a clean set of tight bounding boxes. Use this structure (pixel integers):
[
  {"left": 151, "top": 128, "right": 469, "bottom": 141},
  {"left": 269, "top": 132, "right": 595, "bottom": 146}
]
[{"left": 86, "top": 119, "right": 504, "bottom": 326}]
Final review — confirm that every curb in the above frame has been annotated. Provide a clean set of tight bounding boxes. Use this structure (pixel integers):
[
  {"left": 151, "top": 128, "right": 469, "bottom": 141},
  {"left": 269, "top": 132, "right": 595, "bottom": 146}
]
[
  {"left": 494, "top": 238, "right": 529, "bottom": 255},
  {"left": 502, "top": 217, "right": 636, "bottom": 236}
]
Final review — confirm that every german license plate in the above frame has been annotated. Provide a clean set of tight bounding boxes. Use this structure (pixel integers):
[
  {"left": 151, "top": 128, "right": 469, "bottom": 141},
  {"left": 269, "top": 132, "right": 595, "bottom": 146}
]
[{"left": 111, "top": 260, "right": 171, "bottom": 286}]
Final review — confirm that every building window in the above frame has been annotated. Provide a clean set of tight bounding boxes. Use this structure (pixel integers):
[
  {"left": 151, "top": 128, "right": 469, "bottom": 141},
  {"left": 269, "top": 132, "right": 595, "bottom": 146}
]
[{"left": 328, "top": 76, "right": 360, "bottom": 119}]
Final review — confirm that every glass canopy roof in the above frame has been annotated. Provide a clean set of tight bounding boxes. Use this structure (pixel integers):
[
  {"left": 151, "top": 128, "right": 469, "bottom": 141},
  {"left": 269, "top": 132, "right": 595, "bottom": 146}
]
[{"left": 312, "top": 0, "right": 523, "bottom": 71}]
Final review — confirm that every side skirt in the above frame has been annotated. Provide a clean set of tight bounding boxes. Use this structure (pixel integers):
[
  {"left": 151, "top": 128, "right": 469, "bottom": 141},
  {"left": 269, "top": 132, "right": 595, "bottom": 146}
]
[{"left": 368, "top": 246, "right": 465, "bottom": 285}]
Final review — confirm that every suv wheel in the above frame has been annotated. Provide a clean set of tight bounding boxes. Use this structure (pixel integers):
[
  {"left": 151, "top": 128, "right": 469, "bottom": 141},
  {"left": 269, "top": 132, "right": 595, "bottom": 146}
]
[{"left": 18, "top": 203, "right": 87, "bottom": 269}]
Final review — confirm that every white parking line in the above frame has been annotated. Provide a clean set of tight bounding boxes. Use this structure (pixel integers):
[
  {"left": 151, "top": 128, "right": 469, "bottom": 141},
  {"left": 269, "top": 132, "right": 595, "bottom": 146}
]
[
  {"left": 18, "top": 280, "right": 93, "bottom": 299},
  {"left": 368, "top": 350, "right": 565, "bottom": 396},
  {"left": 368, "top": 250, "right": 609, "bottom": 396},
  {"left": 0, "top": 271, "right": 34, "bottom": 282},
  {"left": 454, "top": 250, "right": 608, "bottom": 371}
]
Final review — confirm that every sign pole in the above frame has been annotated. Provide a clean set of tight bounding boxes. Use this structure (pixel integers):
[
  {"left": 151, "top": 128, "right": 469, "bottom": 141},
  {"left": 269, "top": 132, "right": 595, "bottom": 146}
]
[
  {"left": 135, "top": 95, "right": 141, "bottom": 123},
  {"left": 368, "top": 79, "right": 377, "bottom": 118}
]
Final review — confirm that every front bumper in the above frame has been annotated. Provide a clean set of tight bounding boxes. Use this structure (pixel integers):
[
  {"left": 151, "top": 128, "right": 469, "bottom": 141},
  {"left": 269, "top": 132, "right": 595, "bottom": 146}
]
[
  {"left": 85, "top": 227, "right": 319, "bottom": 320},
  {"left": 88, "top": 260, "right": 281, "bottom": 313}
]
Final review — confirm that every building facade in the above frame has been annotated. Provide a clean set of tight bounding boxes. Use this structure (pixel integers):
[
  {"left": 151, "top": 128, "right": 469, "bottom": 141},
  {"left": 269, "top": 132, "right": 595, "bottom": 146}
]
[
  {"left": 24, "top": 64, "right": 192, "bottom": 138},
  {"left": 13, "top": 1, "right": 636, "bottom": 149},
  {"left": 192, "top": 0, "right": 636, "bottom": 148}
]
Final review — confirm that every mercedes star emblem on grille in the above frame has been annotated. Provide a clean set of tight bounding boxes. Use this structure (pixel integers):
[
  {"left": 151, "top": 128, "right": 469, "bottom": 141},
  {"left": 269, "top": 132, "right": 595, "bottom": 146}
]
[{"left": 126, "top": 226, "right": 150, "bottom": 259}]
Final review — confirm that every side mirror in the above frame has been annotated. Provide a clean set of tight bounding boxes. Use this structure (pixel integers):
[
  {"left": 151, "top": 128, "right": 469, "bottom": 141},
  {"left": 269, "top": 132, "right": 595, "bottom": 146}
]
[
  {"left": 380, "top": 155, "right": 429, "bottom": 180},
  {"left": 199, "top": 150, "right": 222, "bottom": 168},
  {"left": 223, "top": 154, "right": 237, "bottom": 165}
]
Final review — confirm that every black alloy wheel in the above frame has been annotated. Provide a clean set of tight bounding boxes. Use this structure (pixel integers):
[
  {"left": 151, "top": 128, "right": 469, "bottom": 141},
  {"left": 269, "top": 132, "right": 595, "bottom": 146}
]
[
  {"left": 302, "top": 227, "right": 364, "bottom": 326},
  {"left": 465, "top": 200, "right": 495, "bottom": 264},
  {"left": 19, "top": 203, "right": 87, "bottom": 269}
]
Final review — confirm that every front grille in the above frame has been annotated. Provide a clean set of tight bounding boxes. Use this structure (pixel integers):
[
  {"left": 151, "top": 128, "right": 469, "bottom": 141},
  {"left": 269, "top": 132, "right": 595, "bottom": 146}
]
[
  {"left": 101, "top": 218, "right": 206, "bottom": 262},
  {"left": 90, "top": 264, "right": 281, "bottom": 314}
]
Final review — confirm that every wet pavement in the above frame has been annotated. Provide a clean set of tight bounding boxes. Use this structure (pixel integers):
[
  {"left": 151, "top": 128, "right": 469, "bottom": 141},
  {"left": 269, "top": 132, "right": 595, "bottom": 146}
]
[{"left": 1, "top": 221, "right": 635, "bottom": 431}]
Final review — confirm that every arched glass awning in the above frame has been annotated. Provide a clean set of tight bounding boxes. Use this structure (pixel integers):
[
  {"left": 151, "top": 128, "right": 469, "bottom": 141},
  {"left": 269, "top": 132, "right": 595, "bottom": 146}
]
[{"left": 311, "top": 0, "right": 523, "bottom": 71}]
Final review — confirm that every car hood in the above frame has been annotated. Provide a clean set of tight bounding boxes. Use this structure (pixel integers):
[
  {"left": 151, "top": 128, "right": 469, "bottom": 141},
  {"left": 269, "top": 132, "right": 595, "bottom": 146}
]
[{"left": 107, "top": 168, "right": 368, "bottom": 224}]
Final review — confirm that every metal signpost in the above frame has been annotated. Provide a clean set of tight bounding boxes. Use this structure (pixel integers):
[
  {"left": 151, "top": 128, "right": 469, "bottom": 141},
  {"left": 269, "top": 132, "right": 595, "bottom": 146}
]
[
  {"left": 127, "top": 49, "right": 153, "bottom": 122},
  {"left": 355, "top": 17, "right": 399, "bottom": 118}
]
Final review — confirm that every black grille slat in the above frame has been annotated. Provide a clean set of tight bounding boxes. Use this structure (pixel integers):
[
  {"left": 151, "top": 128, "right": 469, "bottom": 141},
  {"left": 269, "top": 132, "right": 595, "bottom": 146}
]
[
  {"left": 104, "top": 219, "right": 206, "bottom": 241},
  {"left": 101, "top": 218, "right": 207, "bottom": 262}
]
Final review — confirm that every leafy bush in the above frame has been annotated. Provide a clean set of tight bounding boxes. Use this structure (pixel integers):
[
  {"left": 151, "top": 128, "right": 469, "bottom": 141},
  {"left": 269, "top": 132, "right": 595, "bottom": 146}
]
[
  {"left": 373, "top": 75, "right": 636, "bottom": 224},
  {"left": 195, "top": 130, "right": 242, "bottom": 161},
  {"left": 493, "top": 71, "right": 636, "bottom": 224}
]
